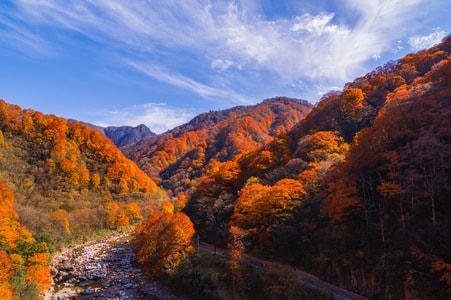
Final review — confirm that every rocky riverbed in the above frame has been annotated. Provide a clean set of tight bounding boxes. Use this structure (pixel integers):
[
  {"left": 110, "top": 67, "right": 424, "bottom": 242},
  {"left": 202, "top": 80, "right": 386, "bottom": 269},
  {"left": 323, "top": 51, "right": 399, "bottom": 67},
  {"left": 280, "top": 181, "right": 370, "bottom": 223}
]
[{"left": 44, "top": 233, "right": 183, "bottom": 300}]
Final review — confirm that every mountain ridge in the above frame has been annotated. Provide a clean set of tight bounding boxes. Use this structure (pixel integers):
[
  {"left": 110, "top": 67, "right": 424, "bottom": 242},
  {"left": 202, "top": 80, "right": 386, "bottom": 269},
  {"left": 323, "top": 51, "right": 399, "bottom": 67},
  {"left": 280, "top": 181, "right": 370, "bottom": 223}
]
[
  {"left": 76, "top": 122, "right": 156, "bottom": 148},
  {"left": 0, "top": 35, "right": 449, "bottom": 300},
  {"left": 104, "top": 124, "right": 156, "bottom": 148},
  {"left": 0, "top": 100, "right": 166, "bottom": 240},
  {"left": 122, "top": 96, "right": 313, "bottom": 197},
  {"left": 181, "top": 35, "right": 451, "bottom": 299}
]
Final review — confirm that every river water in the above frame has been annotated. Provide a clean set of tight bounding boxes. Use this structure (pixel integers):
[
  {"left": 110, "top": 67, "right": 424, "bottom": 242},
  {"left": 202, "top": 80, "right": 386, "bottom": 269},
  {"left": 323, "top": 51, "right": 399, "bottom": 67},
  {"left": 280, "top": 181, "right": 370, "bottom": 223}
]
[{"left": 45, "top": 233, "right": 183, "bottom": 300}]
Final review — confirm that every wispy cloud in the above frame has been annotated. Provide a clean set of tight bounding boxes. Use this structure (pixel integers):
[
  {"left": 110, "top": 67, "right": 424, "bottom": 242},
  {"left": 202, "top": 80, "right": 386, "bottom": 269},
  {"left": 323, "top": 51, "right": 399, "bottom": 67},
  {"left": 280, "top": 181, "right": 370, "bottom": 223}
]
[
  {"left": 409, "top": 28, "right": 448, "bottom": 51},
  {"left": 126, "top": 61, "right": 253, "bottom": 106},
  {"left": 95, "top": 103, "right": 196, "bottom": 134},
  {"left": 6, "top": 0, "right": 445, "bottom": 104},
  {"left": 0, "top": 5, "right": 55, "bottom": 56}
]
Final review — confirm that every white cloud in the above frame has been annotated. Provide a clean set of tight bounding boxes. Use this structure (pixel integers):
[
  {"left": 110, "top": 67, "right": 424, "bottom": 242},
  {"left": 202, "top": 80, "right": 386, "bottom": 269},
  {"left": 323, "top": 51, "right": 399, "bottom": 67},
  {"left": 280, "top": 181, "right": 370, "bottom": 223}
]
[
  {"left": 211, "top": 58, "right": 234, "bottom": 72},
  {"left": 392, "top": 40, "right": 404, "bottom": 54},
  {"left": 409, "top": 28, "right": 448, "bottom": 51},
  {"left": 8, "top": 0, "right": 441, "bottom": 103},
  {"left": 96, "top": 103, "right": 196, "bottom": 134},
  {"left": 300, "top": 0, "right": 423, "bottom": 80},
  {"left": 291, "top": 13, "right": 339, "bottom": 35},
  {"left": 205, "top": 0, "right": 428, "bottom": 84},
  {"left": 126, "top": 61, "right": 253, "bottom": 106}
]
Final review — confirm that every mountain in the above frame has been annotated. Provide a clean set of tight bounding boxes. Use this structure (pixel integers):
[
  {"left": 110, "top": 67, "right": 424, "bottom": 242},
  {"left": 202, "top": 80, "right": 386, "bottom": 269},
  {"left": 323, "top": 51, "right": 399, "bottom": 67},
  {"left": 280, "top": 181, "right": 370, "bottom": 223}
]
[
  {"left": 104, "top": 124, "right": 156, "bottom": 148},
  {"left": 122, "top": 97, "right": 312, "bottom": 199},
  {"left": 0, "top": 100, "right": 168, "bottom": 298},
  {"left": 1, "top": 35, "right": 449, "bottom": 300},
  {"left": 0, "top": 100, "right": 167, "bottom": 242},
  {"left": 182, "top": 36, "right": 451, "bottom": 299},
  {"left": 79, "top": 122, "right": 156, "bottom": 148}
]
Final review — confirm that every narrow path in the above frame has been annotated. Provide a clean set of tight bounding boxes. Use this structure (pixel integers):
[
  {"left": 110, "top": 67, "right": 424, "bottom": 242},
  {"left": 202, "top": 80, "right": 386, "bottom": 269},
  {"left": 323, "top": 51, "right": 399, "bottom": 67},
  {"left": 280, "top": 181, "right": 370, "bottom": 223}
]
[
  {"left": 45, "top": 233, "right": 183, "bottom": 300},
  {"left": 196, "top": 241, "right": 369, "bottom": 300}
]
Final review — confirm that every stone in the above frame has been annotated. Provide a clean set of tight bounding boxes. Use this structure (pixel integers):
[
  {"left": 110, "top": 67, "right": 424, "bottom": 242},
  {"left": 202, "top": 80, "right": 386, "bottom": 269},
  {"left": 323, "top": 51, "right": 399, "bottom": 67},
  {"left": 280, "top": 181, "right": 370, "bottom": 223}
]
[
  {"left": 80, "top": 288, "right": 94, "bottom": 295},
  {"left": 125, "top": 283, "right": 133, "bottom": 289},
  {"left": 53, "top": 287, "right": 77, "bottom": 300},
  {"left": 45, "top": 232, "right": 183, "bottom": 300}
]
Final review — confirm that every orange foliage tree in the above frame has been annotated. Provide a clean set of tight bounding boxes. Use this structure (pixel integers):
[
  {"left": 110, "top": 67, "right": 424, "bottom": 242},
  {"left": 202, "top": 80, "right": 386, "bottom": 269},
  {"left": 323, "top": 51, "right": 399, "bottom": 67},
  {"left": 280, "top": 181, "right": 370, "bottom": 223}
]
[
  {"left": 105, "top": 201, "right": 130, "bottom": 230},
  {"left": 0, "top": 182, "right": 34, "bottom": 250},
  {"left": 133, "top": 211, "right": 195, "bottom": 278},
  {"left": 227, "top": 225, "right": 247, "bottom": 289},
  {"left": 0, "top": 180, "right": 51, "bottom": 296},
  {"left": 231, "top": 179, "right": 306, "bottom": 249},
  {"left": 25, "top": 252, "right": 51, "bottom": 292},
  {"left": 0, "top": 250, "right": 13, "bottom": 300},
  {"left": 326, "top": 174, "right": 362, "bottom": 223}
]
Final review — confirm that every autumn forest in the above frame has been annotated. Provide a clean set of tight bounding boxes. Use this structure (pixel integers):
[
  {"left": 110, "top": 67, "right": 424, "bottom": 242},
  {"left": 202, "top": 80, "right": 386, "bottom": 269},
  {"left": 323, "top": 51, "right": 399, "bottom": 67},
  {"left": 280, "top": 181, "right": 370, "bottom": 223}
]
[{"left": 0, "top": 36, "right": 450, "bottom": 299}]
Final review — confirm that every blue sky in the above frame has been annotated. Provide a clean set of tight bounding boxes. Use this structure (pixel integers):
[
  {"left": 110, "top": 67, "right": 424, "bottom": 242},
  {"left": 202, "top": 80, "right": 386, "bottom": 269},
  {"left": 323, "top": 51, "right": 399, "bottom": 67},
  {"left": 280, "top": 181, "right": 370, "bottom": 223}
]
[{"left": 0, "top": 1, "right": 449, "bottom": 133}]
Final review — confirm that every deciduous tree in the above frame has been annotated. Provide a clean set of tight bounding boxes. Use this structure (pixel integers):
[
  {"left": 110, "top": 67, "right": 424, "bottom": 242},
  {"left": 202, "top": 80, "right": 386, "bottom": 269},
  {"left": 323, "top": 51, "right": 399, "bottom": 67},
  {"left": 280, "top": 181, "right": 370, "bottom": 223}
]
[{"left": 134, "top": 211, "right": 195, "bottom": 278}]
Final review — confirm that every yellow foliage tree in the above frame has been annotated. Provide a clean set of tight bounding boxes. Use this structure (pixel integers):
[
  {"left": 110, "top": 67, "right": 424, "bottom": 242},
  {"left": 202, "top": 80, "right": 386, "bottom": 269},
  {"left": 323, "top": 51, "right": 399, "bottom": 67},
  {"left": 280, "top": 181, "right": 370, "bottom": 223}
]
[
  {"left": 340, "top": 87, "right": 365, "bottom": 121},
  {"left": 51, "top": 209, "right": 71, "bottom": 234},
  {"left": 123, "top": 203, "right": 143, "bottom": 223},
  {"left": 161, "top": 200, "right": 175, "bottom": 214},
  {"left": 91, "top": 172, "right": 101, "bottom": 189}
]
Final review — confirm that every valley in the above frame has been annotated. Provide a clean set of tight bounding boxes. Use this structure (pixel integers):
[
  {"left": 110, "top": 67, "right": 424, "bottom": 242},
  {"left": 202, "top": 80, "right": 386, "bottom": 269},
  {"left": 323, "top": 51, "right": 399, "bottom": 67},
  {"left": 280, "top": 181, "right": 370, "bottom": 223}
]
[
  {"left": 46, "top": 234, "right": 370, "bottom": 300},
  {"left": 0, "top": 36, "right": 449, "bottom": 299},
  {"left": 47, "top": 232, "right": 180, "bottom": 300}
]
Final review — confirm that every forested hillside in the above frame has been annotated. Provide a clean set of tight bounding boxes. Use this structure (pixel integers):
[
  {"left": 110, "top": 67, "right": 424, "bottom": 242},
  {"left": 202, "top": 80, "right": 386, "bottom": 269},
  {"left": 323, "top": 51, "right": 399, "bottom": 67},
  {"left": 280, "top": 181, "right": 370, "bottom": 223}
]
[
  {"left": 0, "top": 100, "right": 167, "bottom": 242},
  {"left": 123, "top": 97, "right": 312, "bottom": 204},
  {"left": 181, "top": 36, "right": 451, "bottom": 298},
  {"left": 0, "top": 100, "right": 169, "bottom": 297},
  {"left": 0, "top": 180, "right": 51, "bottom": 299},
  {"left": 1, "top": 35, "right": 449, "bottom": 300}
]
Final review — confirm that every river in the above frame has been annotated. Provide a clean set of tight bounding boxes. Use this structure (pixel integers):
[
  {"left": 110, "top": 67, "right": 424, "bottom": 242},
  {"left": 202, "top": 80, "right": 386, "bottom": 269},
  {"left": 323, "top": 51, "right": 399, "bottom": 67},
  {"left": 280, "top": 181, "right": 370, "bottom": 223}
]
[{"left": 44, "top": 232, "right": 183, "bottom": 300}]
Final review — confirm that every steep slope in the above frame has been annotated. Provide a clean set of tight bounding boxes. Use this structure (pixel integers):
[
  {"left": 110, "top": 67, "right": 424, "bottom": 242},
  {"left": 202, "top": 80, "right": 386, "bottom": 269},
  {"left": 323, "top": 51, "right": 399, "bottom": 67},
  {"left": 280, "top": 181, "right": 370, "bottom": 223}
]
[
  {"left": 123, "top": 97, "right": 312, "bottom": 199},
  {"left": 0, "top": 180, "right": 51, "bottom": 299},
  {"left": 319, "top": 56, "right": 451, "bottom": 298},
  {"left": 0, "top": 100, "right": 166, "bottom": 246},
  {"left": 184, "top": 36, "right": 451, "bottom": 298}
]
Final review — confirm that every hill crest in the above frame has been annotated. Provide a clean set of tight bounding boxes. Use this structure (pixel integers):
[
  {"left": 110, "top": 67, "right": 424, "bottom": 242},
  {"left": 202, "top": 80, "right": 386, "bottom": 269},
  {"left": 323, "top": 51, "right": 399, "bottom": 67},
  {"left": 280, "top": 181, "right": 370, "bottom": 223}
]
[{"left": 123, "top": 96, "right": 312, "bottom": 196}]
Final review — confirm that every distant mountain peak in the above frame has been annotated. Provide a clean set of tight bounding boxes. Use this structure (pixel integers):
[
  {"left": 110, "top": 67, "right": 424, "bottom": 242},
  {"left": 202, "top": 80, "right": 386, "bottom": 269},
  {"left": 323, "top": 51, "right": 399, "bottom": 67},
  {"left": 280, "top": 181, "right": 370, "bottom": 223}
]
[
  {"left": 104, "top": 124, "right": 156, "bottom": 148},
  {"left": 261, "top": 96, "right": 310, "bottom": 105},
  {"left": 79, "top": 122, "right": 156, "bottom": 148}
]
